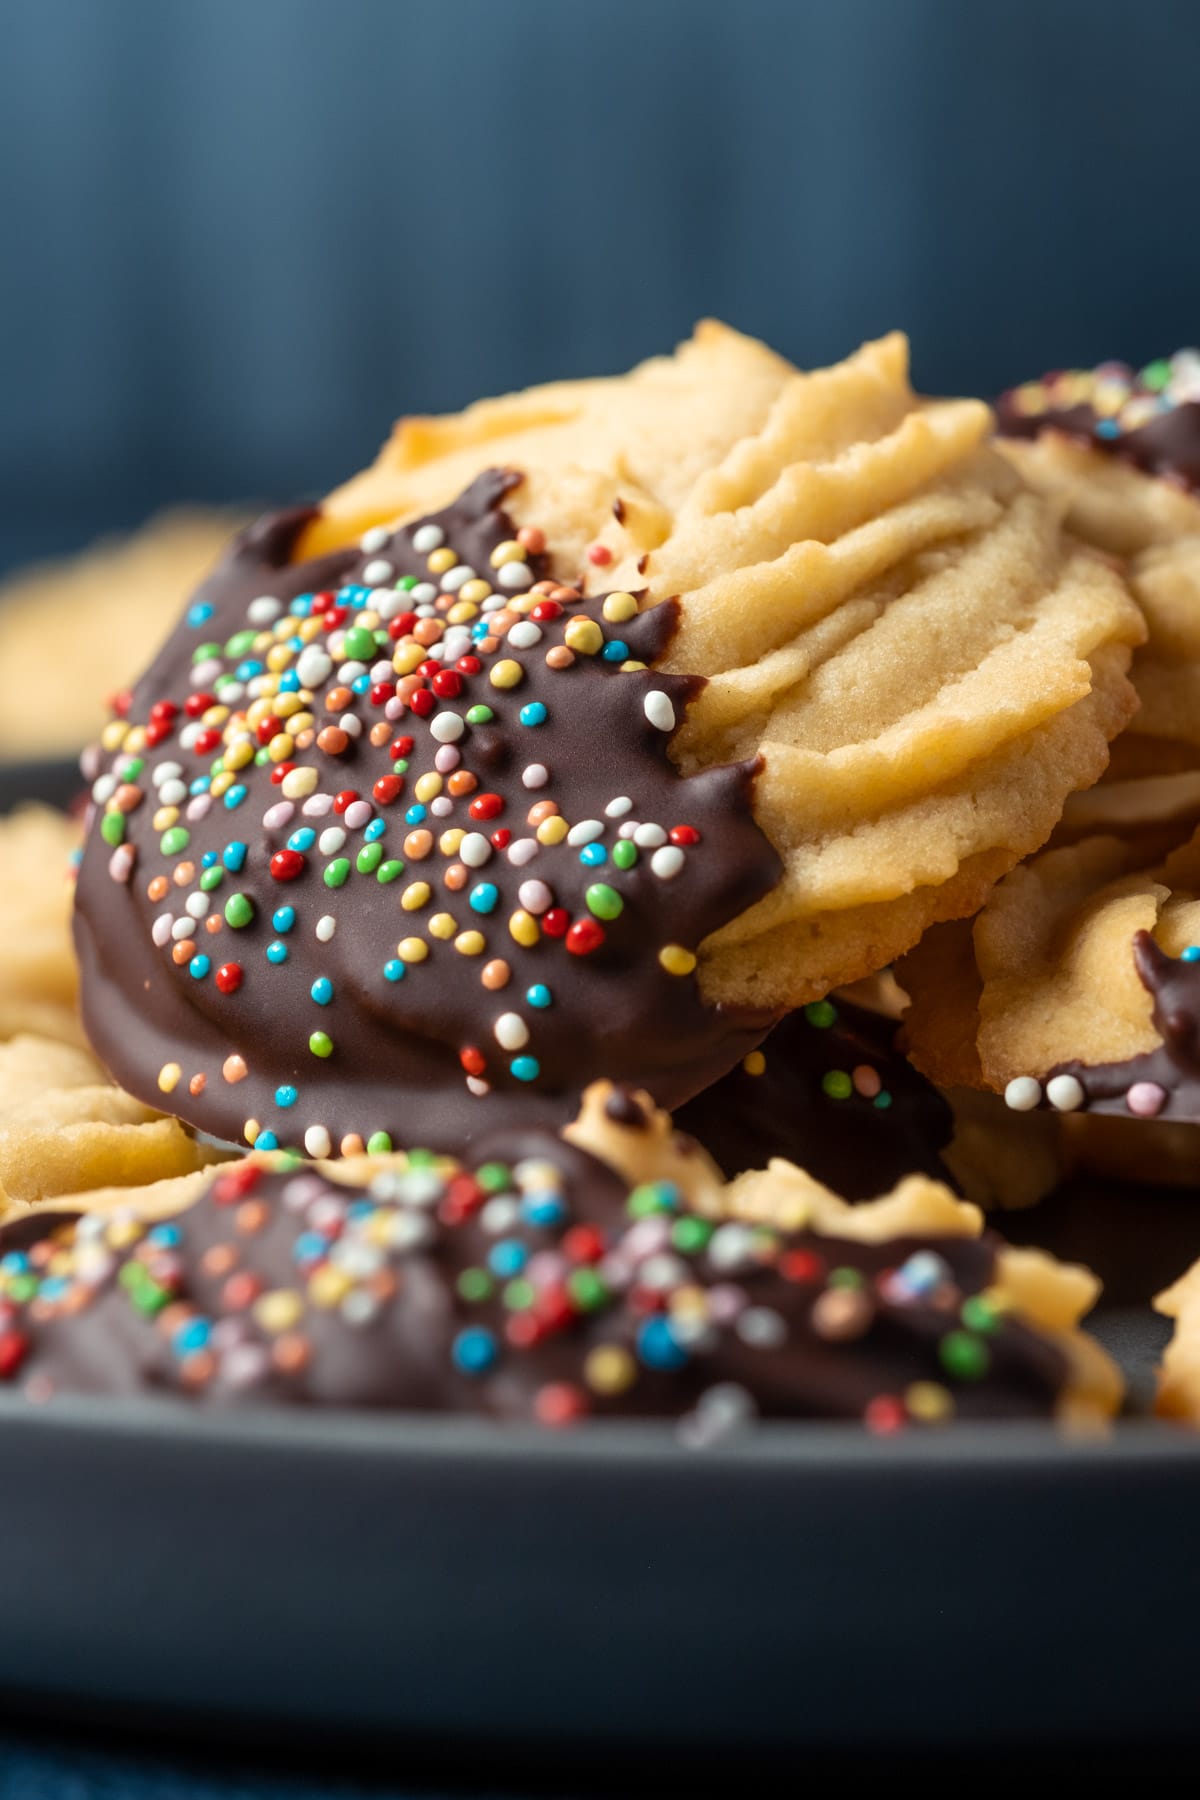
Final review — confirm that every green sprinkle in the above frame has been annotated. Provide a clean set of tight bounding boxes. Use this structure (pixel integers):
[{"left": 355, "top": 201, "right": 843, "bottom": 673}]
[
  {"left": 1141, "top": 358, "right": 1172, "bottom": 391},
  {"left": 99, "top": 812, "right": 125, "bottom": 848},
  {"left": 939, "top": 1330, "right": 991, "bottom": 1382},
  {"left": 199, "top": 865, "right": 225, "bottom": 892},
  {"left": 612, "top": 839, "right": 638, "bottom": 870},
  {"left": 123, "top": 757, "right": 145, "bottom": 778},
  {"left": 457, "top": 1268, "right": 494, "bottom": 1302},
  {"left": 873, "top": 1091, "right": 893, "bottom": 1111},
  {"left": 6, "top": 1274, "right": 37, "bottom": 1304},
  {"left": 192, "top": 642, "right": 221, "bottom": 665},
  {"left": 627, "top": 1181, "right": 676, "bottom": 1218},
  {"left": 828, "top": 1266, "right": 865, "bottom": 1290},
  {"left": 805, "top": 1000, "right": 838, "bottom": 1029},
  {"left": 224, "top": 629, "right": 258, "bottom": 659},
  {"left": 309, "top": 1031, "right": 333, "bottom": 1058},
  {"left": 961, "top": 1296, "right": 1001, "bottom": 1335},
  {"left": 822, "top": 1070, "right": 853, "bottom": 1100},
  {"left": 343, "top": 626, "right": 378, "bottom": 661},
  {"left": 408, "top": 1148, "right": 438, "bottom": 1168},
  {"left": 567, "top": 1268, "right": 609, "bottom": 1312},
  {"left": 254, "top": 747, "right": 270, "bottom": 767},
  {"left": 366, "top": 1130, "right": 393, "bottom": 1154},
  {"left": 503, "top": 1278, "right": 536, "bottom": 1311},
  {"left": 585, "top": 883, "right": 624, "bottom": 921},
  {"left": 376, "top": 859, "right": 404, "bottom": 884},
  {"left": 392, "top": 758, "right": 409, "bottom": 775},
  {"left": 671, "top": 1217, "right": 714, "bottom": 1255},
  {"left": 160, "top": 826, "right": 189, "bottom": 856},
  {"left": 466, "top": 705, "right": 494, "bottom": 725},
  {"left": 476, "top": 1161, "right": 512, "bottom": 1193},
  {"left": 224, "top": 893, "right": 255, "bottom": 929},
  {"left": 356, "top": 842, "right": 383, "bottom": 875},
  {"left": 324, "top": 858, "right": 351, "bottom": 889},
  {"left": 397, "top": 575, "right": 418, "bottom": 592}
]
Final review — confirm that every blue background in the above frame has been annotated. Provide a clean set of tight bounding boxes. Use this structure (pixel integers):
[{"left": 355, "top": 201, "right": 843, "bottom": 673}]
[{"left": 2, "top": 0, "right": 1199, "bottom": 578}]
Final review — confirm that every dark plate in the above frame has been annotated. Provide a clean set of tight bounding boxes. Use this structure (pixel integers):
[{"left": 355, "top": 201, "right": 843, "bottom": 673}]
[{"left": 4, "top": 757, "right": 1200, "bottom": 1757}]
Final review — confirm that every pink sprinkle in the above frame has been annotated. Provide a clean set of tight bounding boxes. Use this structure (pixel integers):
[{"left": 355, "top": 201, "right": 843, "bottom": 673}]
[
  {"left": 343, "top": 800, "right": 372, "bottom": 829},
  {"left": 262, "top": 801, "right": 294, "bottom": 832},
  {"left": 527, "top": 1252, "right": 567, "bottom": 1285},
  {"left": 707, "top": 1283, "right": 749, "bottom": 1324},
  {"left": 302, "top": 793, "right": 334, "bottom": 817},
  {"left": 434, "top": 745, "right": 461, "bottom": 773},
  {"left": 185, "top": 793, "right": 212, "bottom": 822},
  {"left": 518, "top": 879, "right": 553, "bottom": 915},
  {"left": 108, "top": 844, "right": 136, "bottom": 883},
  {"left": 1127, "top": 1081, "right": 1167, "bottom": 1118},
  {"left": 385, "top": 697, "right": 405, "bottom": 721}
]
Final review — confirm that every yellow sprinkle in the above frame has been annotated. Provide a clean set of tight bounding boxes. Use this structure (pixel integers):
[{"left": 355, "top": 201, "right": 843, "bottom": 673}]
[
  {"left": 100, "top": 720, "right": 130, "bottom": 751},
  {"left": 905, "top": 1381, "right": 953, "bottom": 1424},
  {"left": 106, "top": 1217, "right": 145, "bottom": 1250},
  {"left": 427, "top": 547, "right": 456, "bottom": 575},
  {"left": 414, "top": 772, "right": 443, "bottom": 803},
  {"left": 401, "top": 881, "right": 432, "bottom": 912},
  {"left": 266, "top": 644, "right": 294, "bottom": 673},
  {"left": 281, "top": 766, "right": 318, "bottom": 799},
  {"left": 564, "top": 618, "right": 603, "bottom": 655},
  {"left": 429, "top": 912, "right": 457, "bottom": 940},
  {"left": 455, "top": 929, "right": 486, "bottom": 956},
  {"left": 621, "top": 659, "right": 647, "bottom": 672},
  {"left": 157, "top": 1062, "right": 182, "bottom": 1094},
  {"left": 288, "top": 711, "right": 314, "bottom": 735},
  {"left": 742, "top": 1051, "right": 766, "bottom": 1077},
  {"left": 151, "top": 806, "right": 180, "bottom": 832},
  {"left": 658, "top": 944, "right": 697, "bottom": 976},
  {"left": 602, "top": 592, "right": 638, "bottom": 623},
  {"left": 459, "top": 578, "right": 492, "bottom": 604},
  {"left": 446, "top": 600, "right": 479, "bottom": 625},
  {"left": 299, "top": 616, "right": 323, "bottom": 643},
  {"left": 267, "top": 732, "right": 295, "bottom": 763},
  {"left": 584, "top": 1345, "right": 636, "bottom": 1395},
  {"left": 490, "top": 539, "right": 527, "bottom": 568},
  {"left": 490, "top": 659, "right": 524, "bottom": 690},
  {"left": 392, "top": 643, "right": 424, "bottom": 675},
  {"left": 224, "top": 739, "right": 255, "bottom": 771},
  {"left": 508, "top": 910, "right": 539, "bottom": 947},
  {"left": 397, "top": 937, "right": 429, "bottom": 963},
  {"left": 245, "top": 698, "right": 274, "bottom": 727},
  {"left": 536, "top": 816, "right": 569, "bottom": 846},
  {"left": 353, "top": 609, "right": 381, "bottom": 631},
  {"left": 202, "top": 704, "right": 229, "bottom": 727},
  {"left": 124, "top": 726, "right": 148, "bottom": 754},
  {"left": 243, "top": 1117, "right": 260, "bottom": 1144},
  {"left": 210, "top": 771, "right": 235, "bottom": 798},
  {"left": 668, "top": 1285, "right": 710, "bottom": 1321},
  {"left": 308, "top": 1267, "right": 352, "bottom": 1309},
  {"left": 439, "top": 828, "right": 465, "bottom": 856},
  {"left": 275, "top": 692, "right": 304, "bottom": 718},
  {"left": 254, "top": 1289, "right": 304, "bottom": 1333}
]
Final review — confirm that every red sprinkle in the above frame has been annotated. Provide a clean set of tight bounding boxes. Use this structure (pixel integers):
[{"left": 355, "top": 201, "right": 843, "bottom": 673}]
[
  {"left": 469, "top": 793, "right": 504, "bottom": 822},
  {"left": 408, "top": 688, "right": 435, "bottom": 718},
  {"left": 333, "top": 790, "right": 360, "bottom": 814},
  {"left": 530, "top": 601, "right": 563, "bottom": 622},
  {"left": 369, "top": 681, "right": 394, "bottom": 707},
  {"left": 269, "top": 849, "right": 306, "bottom": 882},
  {"left": 144, "top": 720, "right": 172, "bottom": 747},
  {"left": 150, "top": 699, "right": 179, "bottom": 724},
  {"left": 669, "top": 825, "right": 701, "bottom": 846},
  {"left": 460, "top": 1046, "right": 487, "bottom": 1076},
  {"left": 390, "top": 736, "right": 414, "bottom": 759},
  {"left": 184, "top": 692, "right": 214, "bottom": 718},
  {"left": 490, "top": 828, "right": 512, "bottom": 849},
  {"left": 215, "top": 962, "right": 243, "bottom": 995},
  {"left": 456, "top": 655, "right": 482, "bottom": 675},
  {"left": 432, "top": 669, "right": 463, "bottom": 699},
  {"left": 213, "top": 1164, "right": 262, "bottom": 1204},
  {"left": 255, "top": 714, "right": 283, "bottom": 745},
  {"left": 562, "top": 1225, "right": 606, "bottom": 1265},
  {"left": 506, "top": 1312, "right": 545, "bottom": 1349},
  {"left": 0, "top": 1333, "right": 30, "bottom": 1379},
  {"left": 781, "top": 1250, "right": 825, "bottom": 1284},
  {"left": 542, "top": 908, "right": 570, "bottom": 938},
  {"left": 373, "top": 774, "right": 403, "bottom": 805},
  {"left": 269, "top": 762, "right": 296, "bottom": 785},
  {"left": 566, "top": 918, "right": 605, "bottom": 956},
  {"left": 387, "top": 612, "right": 419, "bottom": 641},
  {"left": 193, "top": 728, "right": 221, "bottom": 754},
  {"left": 587, "top": 543, "right": 613, "bottom": 566},
  {"left": 864, "top": 1395, "right": 907, "bottom": 1436},
  {"left": 535, "top": 1383, "right": 587, "bottom": 1427},
  {"left": 222, "top": 1271, "right": 263, "bottom": 1310}
]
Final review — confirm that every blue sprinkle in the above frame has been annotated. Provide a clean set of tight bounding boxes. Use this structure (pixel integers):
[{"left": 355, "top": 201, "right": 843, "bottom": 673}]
[
  {"left": 224, "top": 784, "right": 248, "bottom": 810},
  {"left": 1095, "top": 419, "right": 1121, "bottom": 439},
  {"left": 637, "top": 1316, "right": 689, "bottom": 1372},
  {"left": 186, "top": 601, "right": 215, "bottom": 628},
  {"left": 471, "top": 621, "right": 490, "bottom": 640},
  {"left": 173, "top": 1318, "right": 212, "bottom": 1355},
  {"left": 364, "top": 817, "right": 386, "bottom": 842},
  {"left": 267, "top": 941, "right": 288, "bottom": 964},
  {"left": 488, "top": 1240, "right": 528, "bottom": 1279},
  {"left": 147, "top": 1224, "right": 181, "bottom": 1248},
  {"left": 39, "top": 1277, "right": 68, "bottom": 1302},
  {"left": 274, "top": 1086, "right": 298, "bottom": 1109},
  {"left": 311, "top": 977, "right": 334, "bottom": 1005},
  {"left": 201, "top": 851, "right": 217, "bottom": 868},
  {"left": 521, "top": 1192, "right": 566, "bottom": 1227},
  {"left": 1183, "top": 946, "right": 1200, "bottom": 963},
  {"left": 405, "top": 804, "right": 427, "bottom": 826},
  {"left": 0, "top": 1253, "right": 30, "bottom": 1276},
  {"left": 190, "top": 777, "right": 211, "bottom": 796},
  {"left": 601, "top": 640, "right": 629, "bottom": 662},
  {"left": 279, "top": 671, "right": 301, "bottom": 692},
  {"left": 384, "top": 959, "right": 406, "bottom": 982},
  {"left": 526, "top": 984, "right": 552, "bottom": 1009},
  {"left": 510, "top": 1054, "right": 540, "bottom": 1082},
  {"left": 235, "top": 659, "right": 264, "bottom": 681},
  {"left": 222, "top": 841, "right": 247, "bottom": 872},
  {"left": 519, "top": 702, "right": 547, "bottom": 727},
  {"left": 873, "top": 1092, "right": 893, "bottom": 1110},
  {"left": 351, "top": 674, "right": 371, "bottom": 695},
  {"left": 254, "top": 1130, "right": 279, "bottom": 1151},
  {"left": 189, "top": 955, "right": 211, "bottom": 980},
  {"left": 290, "top": 594, "right": 313, "bottom": 617},
  {"left": 580, "top": 843, "right": 607, "bottom": 866},
  {"left": 469, "top": 883, "right": 499, "bottom": 915},
  {"left": 272, "top": 905, "right": 296, "bottom": 933},
  {"left": 452, "top": 1326, "right": 499, "bottom": 1376},
  {"left": 287, "top": 827, "right": 316, "bottom": 852},
  {"left": 293, "top": 1230, "right": 328, "bottom": 1265}
]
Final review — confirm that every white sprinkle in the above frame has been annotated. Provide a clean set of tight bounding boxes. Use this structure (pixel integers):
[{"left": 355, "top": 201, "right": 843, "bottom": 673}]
[
  {"left": 651, "top": 846, "right": 685, "bottom": 880},
  {"left": 434, "top": 745, "right": 461, "bottom": 773},
  {"left": 644, "top": 690, "right": 676, "bottom": 732},
  {"left": 507, "top": 621, "right": 542, "bottom": 649},
  {"left": 1004, "top": 1076, "right": 1043, "bottom": 1113},
  {"left": 466, "top": 1075, "right": 491, "bottom": 1097},
  {"left": 151, "top": 914, "right": 174, "bottom": 948},
  {"left": 372, "top": 590, "right": 407, "bottom": 622},
  {"left": 633, "top": 822, "right": 667, "bottom": 848},
  {"left": 441, "top": 627, "right": 474, "bottom": 659},
  {"left": 170, "top": 917, "right": 197, "bottom": 941},
  {"left": 362, "top": 558, "right": 395, "bottom": 586},
  {"left": 304, "top": 1124, "right": 333, "bottom": 1158},
  {"left": 707, "top": 1224, "right": 754, "bottom": 1273},
  {"left": 431, "top": 796, "right": 453, "bottom": 817},
  {"left": 369, "top": 659, "right": 394, "bottom": 684},
  {"left": 158, "top": 779, "right": 187, "bottom": 807},
  {"left": 337, "top": 661, "right": 368, "bottom": 685},
  {"left": 522, "top": 764, "right": 549, "bottom": 790},
  {"left": 385, "top": 697, "right": 405, "bottom": 720},
  {"left": 430, "top": 712, "right": 464, "bottom": 744},
  {"left": 410, "top": 582, "right": 438, "bottom": 604},
  {"left": 481, "top": 594, "right": 506, "bottom": 613},
  {"left": 412, "top": 524, "right": 445, "bottom": 554},
  {"left": 638, "top": 1253, "right": 689, "bottom": 1291},
  {"left": 185, "top": 795, "right": 212, "bottom": 822},
  {"left": 736, "top": 1307, "right": 787, "bottom": 1349},
  {"left": 518, "top": 879, "right": 553, "bottom": 914},
  {"left": 617, "top": 821, "right": 640, "bottom": 839},
  {"left": 442, "top": 564, "right": 477, "bottom": 592},
  {"left": 262, "top": 802, "right": 294, "bottom": 832},
  {"left": 179, "top": 723, "right": 203, "bottom": 750},
  {"left": 319, "top": 827, "right": 346, "bottom": 856},
  {"left": 185, "top": 892, "right": 210, "bottom": 919},
  {"left": 302, "top": 793, "right": 334, "bottom": 817},
  {"left": 480, "top": 1197, "right": 520, "bottom": 1234},
  {"left": 566, "top": 819, "right": 604, "bottom": 846},
  {"left": 494, "top": 1012, "right": 530, "bottom": 1051},
  {"left": 497, "top": 562, "right": 533, "bottom": 591},
  {"left": 605, "top": 795, "right": 633, "bottom": 818},
  {"left": 343, "top": 800, "right": 372, "bottom": 830},
  {"left": 360, "top": 526, "right": 391, "bottom": 554},
  {"left": 316, "top": 914, "right": 336, "bottom": 942},
  {"left": 248, "top": 595, "right": 282, "bottom": 624},
  {"left": 338, "top": 714, "right": 363, "bottom": 739},
  {"left": 108, "top": 845, "right": 135, "bottom": 883},
  {"left": 151, "top": 761, "right": 183, "bottom": 789},
  {"left": 91, "top": 774, "right": 116, "bottom": 804},
  {"left": 508, "top": 838, "right": 539, "bottom": 866},
  {"left": 1046, "top": 1073, "right": 1085, "bottom": 1113},
  {"left": 460, "top": 832, "right": 492, "bottom": 868},
  {"left": 191, "top": 659, "right": 222, "bottom": 688}
]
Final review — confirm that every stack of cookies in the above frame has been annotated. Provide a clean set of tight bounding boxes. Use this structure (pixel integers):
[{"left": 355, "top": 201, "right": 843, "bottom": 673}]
[{"left": 9, "top": 323, "right": 1200, "bottom": 1429}]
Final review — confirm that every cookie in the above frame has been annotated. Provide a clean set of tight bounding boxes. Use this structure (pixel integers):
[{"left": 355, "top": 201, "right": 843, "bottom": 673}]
[
  {"left": 899, "top": 822, "right": 1200, "bottom": 1127},
  {"left": 72, "top": 327, "right": 1143, "bottom": 1156},
  {"left": 1154, "top": 1259, "right": 1200, "bottom": 1420},
  {"left": 0, "top": 512, "right": 243, "bottom": 758},
  {"left": 0, "top": 1081, "right": 1119, "bottom": 1429},
  {"left": 998, "top": 353, "right": 1200, "bottom": 776}
]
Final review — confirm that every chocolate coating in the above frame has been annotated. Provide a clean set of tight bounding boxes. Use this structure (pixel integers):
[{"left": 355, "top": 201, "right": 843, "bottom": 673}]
[
  {"left": 0, "top": 1148, "right": 1065, "bottom": 1424},
  {"left": 677, "top": 999, "right": 955, "bottom": 1195},
  {"left": 73, "top": 473, "right": 780, "bottom": 1156},
  {"left": 997, "top": 363, "right": 1200, "bottom": 494},
  {"left": 1048, "top": 931, "right": 1200, "bottom": 1123}
]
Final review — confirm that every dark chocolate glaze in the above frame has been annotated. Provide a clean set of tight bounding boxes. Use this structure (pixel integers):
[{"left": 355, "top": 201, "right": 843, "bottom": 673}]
[
  {"left": 1048, "top": 930, "right": 1200, "bottom": 1124},
  {"left": 677, "top": 1000, "right": 956, "bottom": 1195},
  {"left": 997, "top": 385, "right": 1200, "bottom": 494},
  {"left": 0, "top": 1147, "right": 1066, "bottom": 1424},
  {"left": 73, "top": 473, "right": 781, "bottom": 1157}
]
